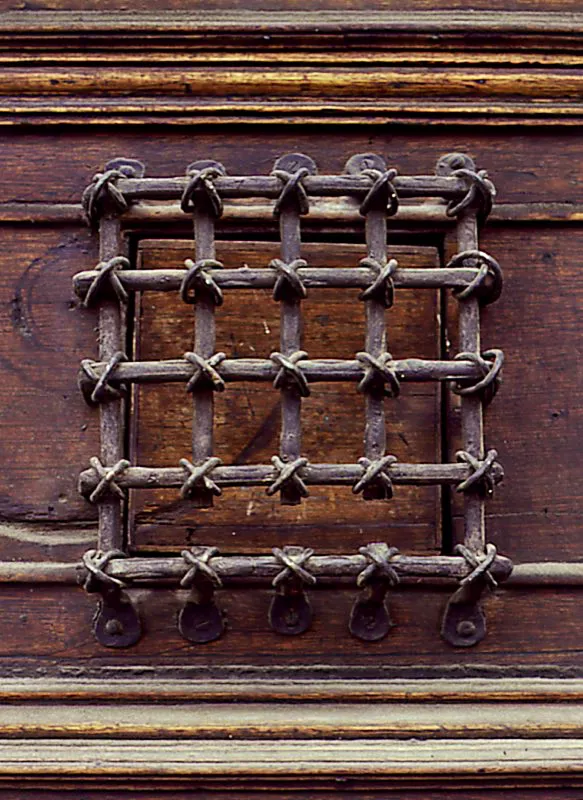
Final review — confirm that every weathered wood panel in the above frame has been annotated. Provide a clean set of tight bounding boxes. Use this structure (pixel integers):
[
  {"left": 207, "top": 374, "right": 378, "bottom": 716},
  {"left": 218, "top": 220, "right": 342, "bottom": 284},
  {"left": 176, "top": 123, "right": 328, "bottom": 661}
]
[
  {"left": 0, "top": 225, "right": 99, "bottom": 523},
  {"left": 0, "top": 583, "right": 580, "bottom": 666},
  {"left": 0, "top": 129, "right": 581, "bottom": 205},
  {"left": 448, "top": 226, "right": 583, "bottom": 564}
]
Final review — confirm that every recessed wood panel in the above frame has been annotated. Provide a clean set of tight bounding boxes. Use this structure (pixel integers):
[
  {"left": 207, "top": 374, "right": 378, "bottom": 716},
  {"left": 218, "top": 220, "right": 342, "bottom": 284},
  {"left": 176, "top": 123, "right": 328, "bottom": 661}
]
[{"left": 131, "top": 239, "right": 441, "bottom": 553}]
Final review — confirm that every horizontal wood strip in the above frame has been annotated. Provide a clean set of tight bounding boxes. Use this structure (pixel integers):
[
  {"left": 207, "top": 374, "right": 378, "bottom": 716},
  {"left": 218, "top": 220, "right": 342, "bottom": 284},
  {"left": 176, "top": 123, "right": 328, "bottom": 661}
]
[
  {"left": 4, "top": 68, "right": 583, "bottom": 99},
  {"left": 3, "top": 676, "right": 583, "bottom": 701},
  {"left": 1, "top": 10, "right": 583, "bottom": 36},
  {"left": 0, "top": 702, "right": 583, "bottom": 739},
  {"left": 0, "top": 737, "right": 581, "bottom": 777}
]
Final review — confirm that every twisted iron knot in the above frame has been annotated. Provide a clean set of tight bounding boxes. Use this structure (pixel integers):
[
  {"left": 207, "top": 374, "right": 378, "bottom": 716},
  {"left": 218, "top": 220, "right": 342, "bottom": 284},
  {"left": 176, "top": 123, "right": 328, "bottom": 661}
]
[
  {"left": 269, "top": 257, "right": 308, "bottom": 301},
  {"left": 82, "top": 169, "right": 128, "bottom": 228},
  {"left": 353, "top": 455, "right": 398, "bottom": 498},
  {"left": 184, "top": 351, "right": 226, "bottom": 393},
  {"left": 181, "top": 166, "right": 224, "bottom": 218},
  {"left": 272, "top": 545, "right": 317, "bottom": 588},
  {"left": 180, "top": 258, "right": 224, "bottom": 306},
  {"left": 86, "top": 457, "right": 130, "bottom": 504},
  {"left": 456, "top": 449, "right": 503, "bottom": 497},
  {"left": 180, "top": 545, "right": 222, "bottom": 589},
  {"left": 453, "top": 349, "right": 504, "bottom": 405},
  {"left": 82, "top": 548, "right": 127, "bottom": 593},
  {"left": 180, "top": 457, "right": 222, "bottom": 500},
  {"left": 447, "top": 168, "right": 496, "bottom": 225},
  {"left": 360, "top": 167, "right": 399, "bottom": 216},
  {"left": 448, "top": 249, "right": 503, "bottom": 306},
  {"left": 80, "top": 351, "right": 128, "bottom": 405},
  {"left": 267, "top": 456, "right": 309, "bottom": 499},
  {"left": 82, "top": 256, "right": 130, "bottom": 307},
  {"left": 272, "top": 167, "right": 310, "bottom": 216},
  {"left": 456, "top": 543, "right": 498, "bottom": 589},
  {"left": 356, "top": 351, "right": 401, "bottom": 398},
  {"left": 359, "top": 256, "right": 398, "bottom": 309},
  {"left": 271, "top": 351, "right": 310, "bottom": 397},
  {"left": 357, "top": 543, "right": 400, "bottom": 588}
]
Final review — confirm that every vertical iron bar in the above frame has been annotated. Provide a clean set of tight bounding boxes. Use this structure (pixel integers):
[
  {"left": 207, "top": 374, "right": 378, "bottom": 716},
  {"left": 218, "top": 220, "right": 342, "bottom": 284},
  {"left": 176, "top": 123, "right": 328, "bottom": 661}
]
[
  {"left": 456, "top": 209, "right": 485, "bottom": 553},
  {"left": 98, "top": 215, "right": 125, "bottom": 551},
  {"left": 191, "top": 199, "right": 219, "bottom": 508},
  {"left": 272, "top": 154, "right": 316, "bottom": 505},
  {"left": 362, "top": 207, "right": 388, "bottom": 500},
  {"left": 278, "top": 207, "right": 303, "bottom": 505}
]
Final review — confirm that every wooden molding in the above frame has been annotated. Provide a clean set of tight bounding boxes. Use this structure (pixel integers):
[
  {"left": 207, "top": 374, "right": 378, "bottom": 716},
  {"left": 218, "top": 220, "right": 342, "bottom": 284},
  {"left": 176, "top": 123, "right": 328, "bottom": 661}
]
[
  {"left": 0, "top": 737, "right": 582, "bottom": 784},
  {"left": 0, "top": 11, "right": 581, "bottom": 125}
]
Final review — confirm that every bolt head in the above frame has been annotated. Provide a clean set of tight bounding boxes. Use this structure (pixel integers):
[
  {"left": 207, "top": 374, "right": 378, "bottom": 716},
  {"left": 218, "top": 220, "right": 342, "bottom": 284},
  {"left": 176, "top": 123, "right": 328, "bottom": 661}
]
[
  {"left": 456, "top": 619, "right": 477, "bottom": 638},
  {"left": 105, "top": 618, "right": 124, "bottom": 636}
]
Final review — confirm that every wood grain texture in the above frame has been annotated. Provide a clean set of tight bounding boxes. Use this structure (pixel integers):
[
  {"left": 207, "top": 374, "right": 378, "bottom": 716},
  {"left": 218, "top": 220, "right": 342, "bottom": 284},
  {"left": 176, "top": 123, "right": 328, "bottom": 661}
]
[
  {"left": 1, "top": 129, "right": 581, "bottom": 206},
  {"left": 0, "top": 11, "right": 582, "bottom": 125},
  {"left": 447, "top": 226, "right": 583, "bottom": 563},
  {"left": 0, "top": 584, "right": 580, "bottom": 665},
  {"left": 0, "top": 225, "right": 99, "bottom": 523}
]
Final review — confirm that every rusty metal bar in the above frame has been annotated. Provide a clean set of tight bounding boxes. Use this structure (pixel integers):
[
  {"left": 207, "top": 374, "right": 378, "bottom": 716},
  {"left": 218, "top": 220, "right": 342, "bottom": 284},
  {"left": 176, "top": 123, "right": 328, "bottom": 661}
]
[
  {"left": 80, "top": 356, "right": 482, "bottom": 386},
  {"left": 362, "top": 176, "right": 390, "bottom": 500},
  {"left": 0, "top": 559, "right": 580, "bottom": 588},
  {"left": 456, "top": 206, "right": 485, "bottom": 553},
  {"left": 181, "top": 162, "right": 226, "bottom": 507},
  {"left": 271, "top": 155, "right": 314, "bottom": 505},
  {"left": 74, "top": 264, "right": 480, "bottom": 296},
  {"left": 97, "top": 215, "right": 126, "bottom": 552},
  {"left": 112, "top": 173, "right": 472, "bottom": 203},
  {"left": 79, "top": 459, "right": 491, "bottom": 494}
]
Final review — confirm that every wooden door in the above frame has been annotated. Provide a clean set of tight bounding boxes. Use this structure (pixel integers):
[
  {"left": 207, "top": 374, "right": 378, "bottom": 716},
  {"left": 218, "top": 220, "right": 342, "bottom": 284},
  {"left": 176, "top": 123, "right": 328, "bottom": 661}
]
[{"left": 1, "top": 5, "right": 583, "bottom": 797}]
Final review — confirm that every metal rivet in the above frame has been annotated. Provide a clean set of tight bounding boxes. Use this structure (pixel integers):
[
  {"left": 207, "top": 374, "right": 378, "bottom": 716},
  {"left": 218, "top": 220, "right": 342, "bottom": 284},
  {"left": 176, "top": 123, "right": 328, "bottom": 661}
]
[
  {"left": 456, "top": 619, "right": 477, "bottom": 638},
  {"left": 105, "top": 618, "right": 124, "bottom": 636}
]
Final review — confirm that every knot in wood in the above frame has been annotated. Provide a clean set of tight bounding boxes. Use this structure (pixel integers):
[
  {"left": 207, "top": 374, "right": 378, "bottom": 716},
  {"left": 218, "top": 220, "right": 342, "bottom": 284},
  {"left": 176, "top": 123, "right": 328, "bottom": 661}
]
[
  {"left": 184, "top": 351, "right": 226, "bottom": 393},
  {"left": 80, "top": 351, "right": 127, "bottom": 405},
  {"left": 456, "top": 449, "right": 503, "bottom": 497},
  {"left": 82, "top": 169, "right": 128, "bottom": 228},
  {"left": 356, "top": 351, "right": 401, "bottom": 398},
  {"left": 455, "top": 542, "right": 498, "bottom": 589},
  {"left": 269, "top": 258, "right": 308, "bottom": 301},
  {"left": 180, "top": 457, "right": 222, "bottom": 500},
  {"left": 272, "top": 545, "right": 317, "bottom": 588},
  {"left": 454, "top": 349, "right": 504, "bottom": 405},
  {"left": 271, "top": 351, "right": 310, "bottom": 397},
  {"left": 357, "top": 542, "right": 400, "bottom": 588},
  {"left": 267, "top": 456, "right": 309, "bottom": 499},
  {"left": 448, "top": 249, "right": 503, "bottom": 306},
  {"left": 446, "top": 167, "right": 495, "bottom": 225},
  {"left": 82, "top": 548, "right": 127, "bottom": 593},
  {"left": 180, "top": 258, "right": 224, "bottom": 306},
  {"left": 181, "top": 166, "right": 224, "bottom": 218},
  {"left": 180, "top": 546, "right": 222, "bottom": 589},
  {"left": 82, "top": 256, "right": 130, "bottom": 308},
  {"left": 359, "top": 168, "right": 399, "bottom": 216},
  {"left": 353, "top": 455, "right": 398, "bottom": 498},
  {"left": 87, "top": 457, "right": 130, "bottom": 504},
  {"left": 359, "top": 256, "right": 398, "bottom": 308},
  {"left": 272, "top": 167, "right": 310, "bottom": 216}
]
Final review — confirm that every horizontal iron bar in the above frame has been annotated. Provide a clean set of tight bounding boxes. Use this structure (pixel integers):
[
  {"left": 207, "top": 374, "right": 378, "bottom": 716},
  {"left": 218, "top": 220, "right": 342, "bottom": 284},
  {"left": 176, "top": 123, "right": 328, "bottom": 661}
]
[
  {"left": 83, "top": 357, "right": 480, "bottom": 385},
  {"left": 79, "top": 462, "right": 474, "bottom": 495},
  {"left": 73, "top": 265, "right": 478, "bottom": 295},
  {"left": 117, "top": 173, "right": 469, "bottom": 202},
  {"left": 0, "top": 553, "right": 512, "bottom": 585},
  {"left": 0, "top": 560, "right": 580, "bottom": 587}
]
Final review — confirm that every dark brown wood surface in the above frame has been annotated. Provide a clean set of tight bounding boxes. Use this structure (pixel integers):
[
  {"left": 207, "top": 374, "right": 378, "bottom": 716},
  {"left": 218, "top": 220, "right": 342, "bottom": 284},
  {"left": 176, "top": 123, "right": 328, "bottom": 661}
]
[{"left": 1, "top": 8, "right": 583, "bottom": 793}]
